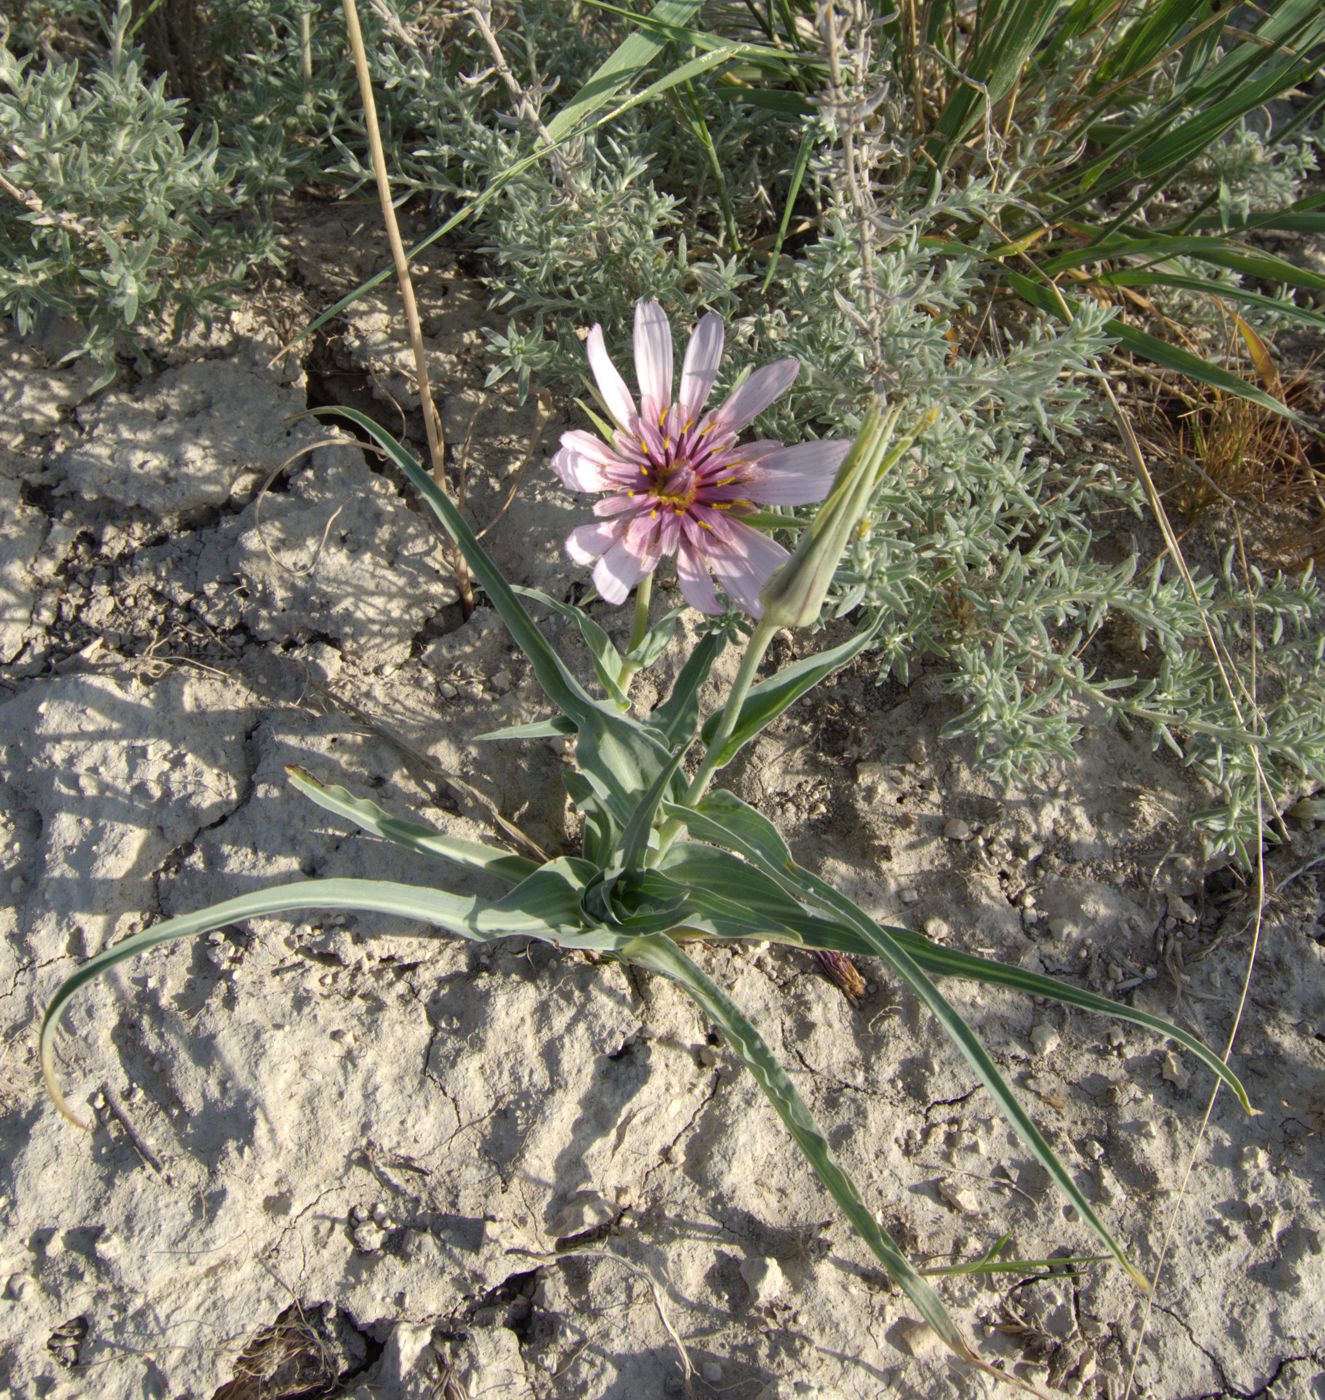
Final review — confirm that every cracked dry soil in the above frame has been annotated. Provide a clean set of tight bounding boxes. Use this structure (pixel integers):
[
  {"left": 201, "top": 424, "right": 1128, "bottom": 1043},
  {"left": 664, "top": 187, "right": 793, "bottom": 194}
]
[{"left": 1, "top": 206, "right": 1323, "bottom": 1400}]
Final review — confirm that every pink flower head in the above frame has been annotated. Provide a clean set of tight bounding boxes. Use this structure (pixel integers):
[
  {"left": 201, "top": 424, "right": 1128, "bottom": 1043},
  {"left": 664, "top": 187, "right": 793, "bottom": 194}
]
[{"left": 552, "top": 301, "right": 849, "bottom": 616}]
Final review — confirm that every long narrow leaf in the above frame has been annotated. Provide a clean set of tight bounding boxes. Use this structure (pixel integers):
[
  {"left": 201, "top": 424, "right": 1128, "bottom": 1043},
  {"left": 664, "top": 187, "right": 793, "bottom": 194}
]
[
  {"left": 515, "top": 585, "right": 629, "bottom": 706},
  {"left": 658, "top": 795, "right": 1146, "bottom": 1286},
  {"left": 41, "top": 868, "right": 627, "bottom": 1127},
  {"left": 313, "top": 407, "right": 678, "bottom": 823},
  {"left": 301, "top": 4, "right": 733, "bottom": 344},
  {"left": 1002, "top": 273, "right": 1296, "bottom": 419},
  {"left": 620, "top": 933, "right": 994, "bottom": 1376},
  {"left": 1091, "top": 270, "right": 1325, "bottom": 331},
  {"left": 286, "top": 766, "right": 537, "bottom": 884},
  {"left": 475, "top": 715, "right": 578, "bottom": 742},
  {"left": 671, "top": 791, "right": 1249, "bottom": 1107},
  {"left": 650, "top": 630, "right": 728, "bottom": 746},
  {"left": 698, "top": 617, "right": 882, "bottom": 767}
]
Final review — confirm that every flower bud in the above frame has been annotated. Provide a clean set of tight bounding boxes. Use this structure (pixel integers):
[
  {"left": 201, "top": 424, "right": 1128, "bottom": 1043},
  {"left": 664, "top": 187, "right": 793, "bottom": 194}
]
[{"left": 760, "top": 402, "right": 934, "bottom": 630}]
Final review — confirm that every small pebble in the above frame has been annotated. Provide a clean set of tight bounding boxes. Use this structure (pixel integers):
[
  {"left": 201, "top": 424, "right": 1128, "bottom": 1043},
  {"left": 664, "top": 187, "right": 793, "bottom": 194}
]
[
  {"left": 702, "top": 1361, "right": 724, "bottom": 1384},
  {"left": 491, "top": 669, "right": 513, "bottom": 693},
  {"left": 1160, "top": 1050, "right": 1190, "bottom": 1090},
  {"left": 1166, "top": 894, "right": 1199, "bottom": 924},
  {"left": 1044, "top": 1302, "right": 1076, "bottom": 1339},
  {"left": 438, "top": 681, "right": 458, "bottom": 699},
  {"left": 897, "top": 1319, "right": 944, "bottom": 1360},
  {"left": 922, "top": 916, "right": 950, "bottom": 942},
  {"left": 937, "top": 1181, "right": 978, "bottom": 1215},
  {"left": 1030, "top": 1024, "right": 1060, "bottom": 1057},
  {"left": 1107, "top": 1026, "right": 1125, "bottom": 1050},
  {"left": 740, "top": 1255, "right": 785, "bottom": 1308},
  {"left": 899, "top": 888, "right": 920, "bottom": 905},
  {"left": 942, "top": 817, "right": 972, "bottom": 841},
  {"left": 551, "top": 1189, "right": 614, "bottom": 1238}
]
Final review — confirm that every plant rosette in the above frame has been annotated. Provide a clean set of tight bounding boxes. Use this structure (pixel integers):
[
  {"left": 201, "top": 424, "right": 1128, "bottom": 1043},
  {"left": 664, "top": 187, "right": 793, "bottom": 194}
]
[{"left": 41, "top": 306, "right": 1251, "bottom": 1389}]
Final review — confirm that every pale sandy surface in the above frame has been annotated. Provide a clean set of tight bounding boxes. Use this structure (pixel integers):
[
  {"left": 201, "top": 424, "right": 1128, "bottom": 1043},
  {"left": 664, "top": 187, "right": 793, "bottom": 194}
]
[{"left": 1, "top": 208, "right": 1322, "bottom": 1399}]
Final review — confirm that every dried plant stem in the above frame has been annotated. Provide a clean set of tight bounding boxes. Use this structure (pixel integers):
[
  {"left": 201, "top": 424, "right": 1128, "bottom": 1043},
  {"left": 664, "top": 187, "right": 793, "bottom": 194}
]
[
  {"left": 467, "top": 1, "right": 585, "bottom": 199},
  {"left": 821, "top": 3, "right": 880, "bottom": 355},
  {"left": 341, "top": 0, "right": 474, "bottom": 614}
]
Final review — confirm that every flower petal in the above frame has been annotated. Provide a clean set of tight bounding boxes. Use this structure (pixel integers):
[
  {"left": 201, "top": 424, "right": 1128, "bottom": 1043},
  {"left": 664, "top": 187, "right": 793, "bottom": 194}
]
[
  {"left": 587, "top": 324, "right": 638, "bottom": 430},
  {"left": 704, "top": 518, "right": 790, "bottom": 617},
  {"left": 706, "top": 358, "right": 800, "bottom": 438},
  {"left": 553, "top": 439, "right": 619, "bottom": 493},
  {"left": 559, "top": 428, "right": 622, "bottom": 467},
  {"left": 566, "top": 520, "right": 621, "bottom": 565},
  {"left": 744, "top": 440, "right": 851, "bottom": 505},
  {"left": 679, "top": 312, "right": 724, "bottom": 423},
  {"left": 593, "top": 538, "right": 651, "bottom": 604},
  {"left": 676, "top": 543, "right": 722, "bottom": 614},
  {"left": 634, "top": 300, "right": 674, "bottom": 423}
]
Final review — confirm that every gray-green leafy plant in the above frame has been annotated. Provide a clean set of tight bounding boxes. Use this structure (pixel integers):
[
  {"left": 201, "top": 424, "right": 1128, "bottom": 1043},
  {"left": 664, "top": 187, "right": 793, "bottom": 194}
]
[
  {"left": 43, "top": 402, "right": 1250, "bottom": 1382},
  {"left": 0, "top": 3, "right": 276, "bottom": 381},
  {"left": 291, "top": 0, "right": 1325, "bottom": 865}
]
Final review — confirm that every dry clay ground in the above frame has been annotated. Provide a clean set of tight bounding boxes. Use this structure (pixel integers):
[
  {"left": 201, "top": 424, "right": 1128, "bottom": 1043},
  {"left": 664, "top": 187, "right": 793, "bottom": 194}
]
[{"left": 1, "top": 207, "right": 1323, "bottom": 1400}]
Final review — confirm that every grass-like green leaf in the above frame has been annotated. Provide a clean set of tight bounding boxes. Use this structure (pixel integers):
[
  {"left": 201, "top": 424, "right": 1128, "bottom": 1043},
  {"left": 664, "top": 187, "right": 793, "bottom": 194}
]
[
  {"left": 41, "top": 865, "right": 627, "bottom": 1128},
  {"left": 620, "top": 931, "right": 992, "bottom": 1375},
  {"left": 515, "top": 585, "right": 629, "bottom": 707},
  {"left": 657, "top": 794, "right": 1145, "bottom": 1286},
  {"left": 698, "top": 616, "right": 882, "bottom": 768},
  {"left": 673, "top": 790, "right": 1251, "bottom": 1109},
  {"left": 1042, "top": 233, "right": 1325, "bottom": 295},
  {"left": 1002, "top": 272, "right": 1297, "bottom": 420},
  {"left": 313, "top": 407, "right": 678, "bottom": 825},
  {"left": 649, "top": 630, "right": 728, "bottom": 746},
  {"left": 285, "top": 766, "right": 537, "bottom": 884},
  {"left": 1090, "top": 269, "right": 1325, "bottom": 331},
  {"left": 475, "top": 715, "right": 578, "bottom": 742}
]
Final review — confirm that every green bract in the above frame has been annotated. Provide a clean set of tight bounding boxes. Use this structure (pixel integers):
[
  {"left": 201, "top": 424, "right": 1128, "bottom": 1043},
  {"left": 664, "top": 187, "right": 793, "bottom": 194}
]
[{"left": 42, "top": 405, "right": 1251, "bottom": 1385}]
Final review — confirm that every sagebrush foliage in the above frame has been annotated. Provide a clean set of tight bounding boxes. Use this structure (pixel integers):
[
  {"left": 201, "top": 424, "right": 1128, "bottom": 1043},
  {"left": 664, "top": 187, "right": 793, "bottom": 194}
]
[
  {"left": 4, "top": 0, "right": 1323, "bottom": 861},
  {"left": 0, "top": 6, "right": 276, "bottom": 380}
]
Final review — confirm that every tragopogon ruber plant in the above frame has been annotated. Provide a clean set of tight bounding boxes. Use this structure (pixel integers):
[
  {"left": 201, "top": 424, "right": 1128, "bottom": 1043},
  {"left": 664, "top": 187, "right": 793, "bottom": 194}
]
[{"left": 41, "top": 345, "right": 1250, "bottom": 1386}]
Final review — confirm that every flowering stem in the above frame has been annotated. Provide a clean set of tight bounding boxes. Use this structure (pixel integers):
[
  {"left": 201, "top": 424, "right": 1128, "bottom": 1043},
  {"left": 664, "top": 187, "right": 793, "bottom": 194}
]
[
  {"left": 628, "top": 574, "right": 654, "bottom": 653},
  {"left": 650, "top": 615, "right": 777, "bottom": 865},
  {"left": 617, "top": 574, "right": 653, "bottom": 700}
]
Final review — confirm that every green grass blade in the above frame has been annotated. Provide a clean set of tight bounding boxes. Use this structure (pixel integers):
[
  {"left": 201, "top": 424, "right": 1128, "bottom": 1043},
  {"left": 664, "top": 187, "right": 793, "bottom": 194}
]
[
  {"left": 314, "top": 407, "right": 597, "bottom": 721},
  {"left": 1042, "top": 234, "right": 1325, "bottom": 295},
  {"left": 657, "top": 795, "right": 1145, "bottom": 1286},
  {"left": 542, "top": 0, "right": 705, "bottom": 145},
  {"left": 650, "top": 630, "right": 728, "bottom": 746},
  {"left": 621, "top": 932, "right": 989, "bottom": 1372},
  {"left": 762, "top": 124, "right": 815, "bottom": 293},
  {"left": 298, "top": 6, "right": 735, "bottom": 346},
  {"left": 1001, "top": 273, "right": 1297, "bottom": 420},
  {"left": 313, "top": 407, "right": 677, "bottom": 824},
  {"left": 616, "top": 745, "right": 690, "bottom": 874},
  {"left": 285, "top": 766, "right": 538, "bottom": 884},
  {"left": 475, "top": 715, "right": 578, "bottom": 742},
  {"left": 1090, "top": 270, "right": 1325, "bottom": 331},
  {"left": 698, "top": 616, "right": 882, "bottom": 767},
  {"left": 670, "top": 790, "right": 1250, "bottom": 1108},
  {"left": 41, "top": 869, "right": 626, "bottom": 1127},
  {"left": 515, "top": 585, "right": 629, "bottom": 707}
]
